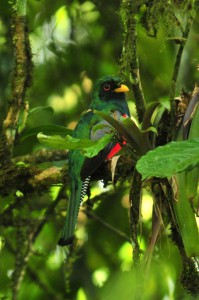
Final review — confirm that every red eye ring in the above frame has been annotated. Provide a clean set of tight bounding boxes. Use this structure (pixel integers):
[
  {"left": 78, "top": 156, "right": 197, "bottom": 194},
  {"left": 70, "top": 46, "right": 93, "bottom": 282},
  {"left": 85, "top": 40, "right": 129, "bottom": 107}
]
[{"left": 103, "top": 83, "right": 111, "bottom": 91}]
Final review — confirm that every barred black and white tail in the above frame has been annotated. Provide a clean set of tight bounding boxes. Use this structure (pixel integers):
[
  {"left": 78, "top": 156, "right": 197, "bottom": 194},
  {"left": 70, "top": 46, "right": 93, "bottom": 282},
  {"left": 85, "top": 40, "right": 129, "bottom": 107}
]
[
  {"left": 80, "top": 176, "right": 91, "bottom": 203},
  {"left": 58, "top": 176, "right": 91, "bottom": 246}
]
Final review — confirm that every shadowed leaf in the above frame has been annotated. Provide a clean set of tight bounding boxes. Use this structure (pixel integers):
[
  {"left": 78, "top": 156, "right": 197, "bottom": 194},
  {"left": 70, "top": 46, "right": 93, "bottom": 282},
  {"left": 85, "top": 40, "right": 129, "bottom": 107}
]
[
  {"left": 94, "top": 110, "right": 144, "bottom": 155},
  {"left": 183, "top": 90, "right": 199, "bottom": 139}
]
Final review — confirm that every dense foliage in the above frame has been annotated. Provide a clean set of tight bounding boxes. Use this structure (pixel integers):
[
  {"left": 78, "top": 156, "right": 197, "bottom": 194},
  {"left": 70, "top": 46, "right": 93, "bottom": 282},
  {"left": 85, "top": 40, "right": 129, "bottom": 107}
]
[{"left": 0, "top": 0, "right": 199, "bottom": 299}]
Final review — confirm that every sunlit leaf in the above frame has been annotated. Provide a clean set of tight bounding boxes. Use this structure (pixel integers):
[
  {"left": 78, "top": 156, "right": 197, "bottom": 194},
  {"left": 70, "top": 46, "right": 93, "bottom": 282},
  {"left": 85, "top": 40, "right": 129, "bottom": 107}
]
[
  {"left": 136, "top": 138, "right": 199, "bottom": 179},
  {"left": 28, "top": 106, "right": 54, "bottom": 116},
  {"left": 37, "top": 132, "right": 114, "bottom": 157},
  {"left": 141, "top": 126, "right": 158, "bottom": 134},
  {"left": 83, "top": 133, "right": 114, "bottom": 157},
  {"left": 37, "top": 133, "right": 94, "bottom": 150},
  {"left": 184, "top": 100, "right": 199, "bottom": 213},
  {"left": 172, "top": 173, "right": 199, "bottom": 257}
]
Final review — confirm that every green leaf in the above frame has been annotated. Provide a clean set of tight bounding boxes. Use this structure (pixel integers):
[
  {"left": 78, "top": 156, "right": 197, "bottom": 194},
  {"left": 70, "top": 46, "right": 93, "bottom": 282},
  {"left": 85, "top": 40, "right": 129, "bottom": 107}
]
[
  {"left": 150, "top": 105, "right": 167, "bottom": 147},
  {"left": 185, "top": 100, "right": 199, "bottom": 212},
  {"left": 169, "top": 99, "right": 199, "bottom": 258},
  {"left": 29, "top": 106, "right": 54, "bottom": 116},
  {"left": 37, "top": 133, "right": 69, "bottom": 149},
  {"left": 172, "top": 172, "right": 199, "bottom": 257},
  {"left": 20, "top": 125, "right": 73, "bottom": 141},
  {"left": 183, "top": 91, "right": 199, "bottom": 139},
  {"left": 37, "top": 133, "right": 96, "bottom": 150},
  {"left": 83, "top": 133, "right": 114, "bottom": 157},
  {"left": 37, "top": 132, "right": 114, "bottom": 158},
  {"left": 136, "top": 138, "right": 199, "bottom": 179},
  {"left": 141, "top": 102, "right": 161, "bottom": 130},
  {"left": 141, "top": 126, "right": 158, "bottom": 134},
  {"left": 121, "top": 117, "right": 151, "bottom": 153},
  {"left": 94, "top": 110, "right": 144, "bottom": 155},
  {"left": 188, "top": 94, "right": 199, "bottom": 139}
]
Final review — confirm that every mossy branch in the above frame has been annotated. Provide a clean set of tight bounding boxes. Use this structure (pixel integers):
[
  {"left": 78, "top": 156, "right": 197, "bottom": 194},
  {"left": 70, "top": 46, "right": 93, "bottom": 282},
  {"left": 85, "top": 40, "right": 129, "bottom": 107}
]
[
  {"left": 120, "top": 0, "right": 146, "bottom": 123},
  {"left": 129, "top": 169, "right": 142, "bottom": 265},
  {"left": 0, "top": 164, "right": 69, "bottom": 196},
  {"left": 16, "top": 0, "right": 27, "bottom": 16},
  {"left": 12, "top": 149, "right": 69, "bottom": 164},
  {"left": 3, "top": 1, "right": 33, "bottom": 149}
]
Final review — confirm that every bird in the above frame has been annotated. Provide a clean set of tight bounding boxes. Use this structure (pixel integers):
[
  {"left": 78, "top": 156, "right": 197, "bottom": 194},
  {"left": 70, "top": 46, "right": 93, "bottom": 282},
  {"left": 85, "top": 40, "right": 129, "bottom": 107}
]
[{"left": 58, "top": 75, "right": 130, "bottom": 246}]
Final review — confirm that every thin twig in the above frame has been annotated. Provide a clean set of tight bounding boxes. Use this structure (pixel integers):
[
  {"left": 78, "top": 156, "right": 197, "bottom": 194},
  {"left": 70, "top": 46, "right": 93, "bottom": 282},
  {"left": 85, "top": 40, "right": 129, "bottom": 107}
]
[{"left": 83, "top": 209, "right": 131, "bottom": 243}]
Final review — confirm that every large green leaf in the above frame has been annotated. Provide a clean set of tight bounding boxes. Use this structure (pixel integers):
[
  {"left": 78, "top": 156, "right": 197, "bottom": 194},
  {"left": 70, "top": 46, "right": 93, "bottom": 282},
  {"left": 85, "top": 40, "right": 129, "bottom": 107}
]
[
  {"left": 37, "top": 132, "right": 114, "bottom": 158},
  {"left": 172, "top": 172, "right": 199, "bottom": 257},
  {"left": 136, "top": 138, "right": 199, "bottom": 180}
]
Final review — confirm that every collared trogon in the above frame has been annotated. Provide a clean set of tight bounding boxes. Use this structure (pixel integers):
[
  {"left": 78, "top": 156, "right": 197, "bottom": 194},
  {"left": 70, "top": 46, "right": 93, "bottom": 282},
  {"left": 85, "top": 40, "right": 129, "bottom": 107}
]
[{"left": 58, "top": 75, "right": 130, "bottom": 246}]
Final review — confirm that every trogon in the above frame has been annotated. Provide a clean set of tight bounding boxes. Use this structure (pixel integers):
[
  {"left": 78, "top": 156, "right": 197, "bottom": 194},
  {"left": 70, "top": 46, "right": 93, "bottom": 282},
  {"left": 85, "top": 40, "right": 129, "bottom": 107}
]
[{"left": 58, "top": 75, "right": 130, "bottom": 246}]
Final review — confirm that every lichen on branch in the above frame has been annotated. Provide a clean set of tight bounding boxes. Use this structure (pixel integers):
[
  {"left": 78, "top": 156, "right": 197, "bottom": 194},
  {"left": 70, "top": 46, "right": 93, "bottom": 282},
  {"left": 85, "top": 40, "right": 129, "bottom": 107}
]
[{"left": 3, "top": 2, "right": 33, "bottom": 148}]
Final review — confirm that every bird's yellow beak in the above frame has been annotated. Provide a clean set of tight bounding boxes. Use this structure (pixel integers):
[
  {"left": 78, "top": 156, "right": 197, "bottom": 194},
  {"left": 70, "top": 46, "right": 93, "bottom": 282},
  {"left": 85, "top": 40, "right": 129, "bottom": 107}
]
[{"left": 114, "top": 84, "right": 129, "bottom": 93}]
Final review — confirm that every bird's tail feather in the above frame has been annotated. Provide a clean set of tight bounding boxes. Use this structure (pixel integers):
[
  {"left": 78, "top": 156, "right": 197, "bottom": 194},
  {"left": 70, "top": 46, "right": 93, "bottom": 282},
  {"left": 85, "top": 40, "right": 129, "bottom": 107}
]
[
  {"left": 58, "top": 182, "right": 82, "bottom": 246},
  {"left": 58, "top": 176, "right": 91, "bottom": 247}
]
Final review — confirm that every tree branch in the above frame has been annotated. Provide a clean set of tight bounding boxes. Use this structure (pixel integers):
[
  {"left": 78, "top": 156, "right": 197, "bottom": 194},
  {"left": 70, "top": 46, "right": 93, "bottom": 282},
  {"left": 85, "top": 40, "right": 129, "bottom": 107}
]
[
  {"left": 120, "top": 0, "right": 146, "bottom": 122},
  {"left": 129, "top": 169, "right": 142, "bottom": 265},
  {"left": 3, "top": 0, "right": 33, "bottom": 149},
  {"left": 0, "top": 164, "right": 69, "bottom": 196},
  {"left": 12, "top": 149, "right": 69, "bottom": 164}
]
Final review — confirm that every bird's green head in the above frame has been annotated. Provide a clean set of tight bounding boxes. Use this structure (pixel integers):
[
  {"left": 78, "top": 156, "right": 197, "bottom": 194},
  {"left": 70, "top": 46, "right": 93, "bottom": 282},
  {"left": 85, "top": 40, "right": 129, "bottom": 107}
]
[{"left": 90, "top": 76, "right": 129, "bottom": 110}]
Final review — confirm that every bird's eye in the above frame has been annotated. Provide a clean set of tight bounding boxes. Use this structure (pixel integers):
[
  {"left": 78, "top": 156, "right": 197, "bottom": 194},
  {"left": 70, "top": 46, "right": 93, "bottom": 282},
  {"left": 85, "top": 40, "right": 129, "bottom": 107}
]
[{"left": 103, "top": 83, "right": 111, "bottom": 91}]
